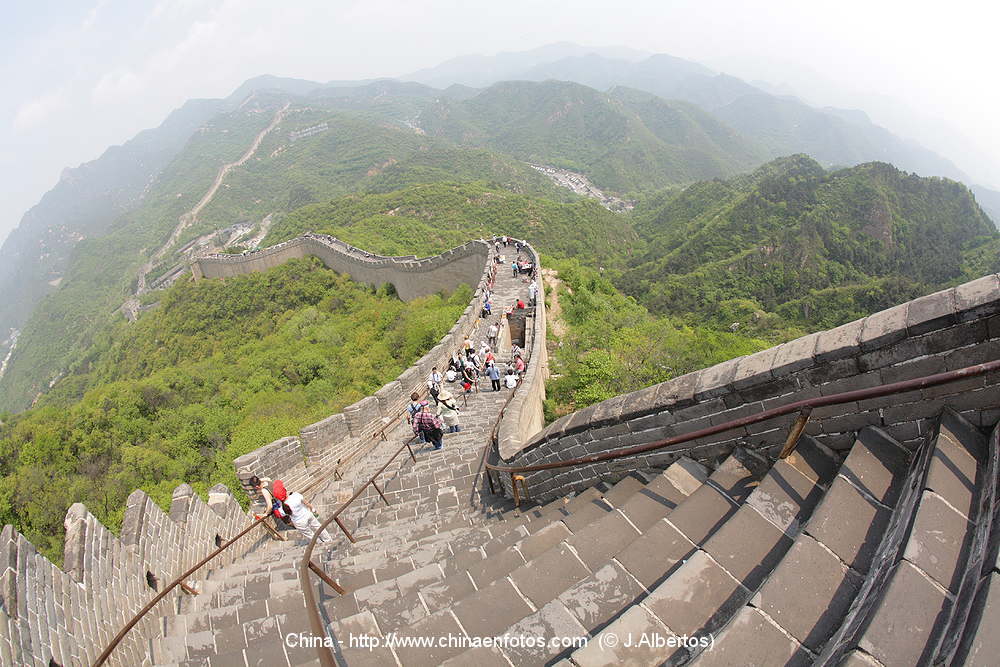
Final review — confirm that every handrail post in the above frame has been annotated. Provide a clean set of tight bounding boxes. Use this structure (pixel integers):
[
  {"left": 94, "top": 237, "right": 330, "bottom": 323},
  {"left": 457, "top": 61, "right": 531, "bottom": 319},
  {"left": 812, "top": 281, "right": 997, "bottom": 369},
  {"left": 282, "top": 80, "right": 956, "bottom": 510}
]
[
  {"left": 406, "top": 441, "right": 416, "bottom": 462},
  {"left": 514, "top": 474, "right": 529, "bottom": 502},
  {"left": 511, "top": 472, "right": 520, "bottom": 508},
  {"left": 334, "top": 517, "right": 356, "bottom": 543},
  {"left": 179, "top": 582, "right": 199, "bottom": 596},
  {"left": 308, "top": 560, "right": 347, "bottom": 595},
  {"left": 779, "top": 407, "right": 813, "bottom": 459},
  {"left": 372, "top": 480, "right": 390, "bottom": 506}
]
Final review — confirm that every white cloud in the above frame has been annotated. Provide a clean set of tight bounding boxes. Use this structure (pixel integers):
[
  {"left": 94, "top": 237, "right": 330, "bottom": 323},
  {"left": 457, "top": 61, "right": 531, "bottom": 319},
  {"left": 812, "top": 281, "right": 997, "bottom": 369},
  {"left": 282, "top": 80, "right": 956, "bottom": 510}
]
[
  {"left": 13, "top": 88, "right": 70, "bottom": 131},
  {"left": 80, "top": 0, "right": 109, "bottom": 31}
]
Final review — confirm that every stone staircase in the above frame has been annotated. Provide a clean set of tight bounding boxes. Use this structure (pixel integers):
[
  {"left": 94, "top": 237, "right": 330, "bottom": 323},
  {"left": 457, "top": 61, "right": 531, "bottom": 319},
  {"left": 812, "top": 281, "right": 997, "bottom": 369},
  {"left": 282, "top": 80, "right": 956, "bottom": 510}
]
[{"left": 144, "top": 402, "right": 998, "bottom": 666}]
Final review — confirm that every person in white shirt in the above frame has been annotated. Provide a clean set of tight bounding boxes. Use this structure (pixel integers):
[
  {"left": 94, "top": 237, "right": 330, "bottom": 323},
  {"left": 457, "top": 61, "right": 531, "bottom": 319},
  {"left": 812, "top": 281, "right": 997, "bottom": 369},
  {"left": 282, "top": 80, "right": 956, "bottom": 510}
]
[
  {"left": 528, "top": 280, "right": 538, "bottom": 305},
  {"left": 504, "top": 368, "right": 519, "bottom": 389},
  {"left": 427, "top": 367, "right": 443, "bottom": 404},
  {"left": 273, "top": 481, "right": 332, "bottom": 543}
]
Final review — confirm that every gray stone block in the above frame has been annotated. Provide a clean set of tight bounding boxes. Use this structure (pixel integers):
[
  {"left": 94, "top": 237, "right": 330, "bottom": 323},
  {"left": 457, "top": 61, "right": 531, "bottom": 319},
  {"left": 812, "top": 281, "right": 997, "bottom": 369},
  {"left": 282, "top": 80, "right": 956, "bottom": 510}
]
[
  {"left": 815, "top": 318, "right": 865, "bottom": 363},
  {"left": 907, "top": 287, "right": 957, "bottom": 336},
  {"left": 771, "top": 332, "right": 819, "bottom": 377},
  {"left": 731, "top": 346, "right": 779, "bottom": 390},
  {"left": 954, "top": 273, "right": 1000, "bottom": 321},
  {"left": 694, "top": 356, "right": 743, "bottom": 400},
  {"left": 859, "top": 302, "right": 908, "bottom": 351},
  {"left": 655, "top": 370, "right": 701, "bottom": 409}
]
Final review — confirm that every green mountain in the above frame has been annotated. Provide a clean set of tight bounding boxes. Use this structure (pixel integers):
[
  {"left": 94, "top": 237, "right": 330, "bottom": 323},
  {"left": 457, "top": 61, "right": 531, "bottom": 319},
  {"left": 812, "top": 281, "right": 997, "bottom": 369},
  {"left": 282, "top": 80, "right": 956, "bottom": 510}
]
[
  {"left": 622, "top": 155, "right": 1000, "bottom": 330},
  {"left": 414, "top": 80, "right": 767, "bottom": 194},
  {"left": 0, "top": 257, "right": 470, "bottom": 561}
]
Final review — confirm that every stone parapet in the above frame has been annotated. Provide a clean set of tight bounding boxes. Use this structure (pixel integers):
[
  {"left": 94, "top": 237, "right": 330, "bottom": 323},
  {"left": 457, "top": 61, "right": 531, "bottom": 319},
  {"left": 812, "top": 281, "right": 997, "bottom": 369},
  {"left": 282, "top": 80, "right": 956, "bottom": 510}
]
[
  {"left": 498, "top": 274, "right": 1000, "bottom": 504},
  {"left": 228, "top": 237, "right": 496, "bottom": 502},
  {"left": 0, "top": 483, "right": 263, "bottom": 666}
]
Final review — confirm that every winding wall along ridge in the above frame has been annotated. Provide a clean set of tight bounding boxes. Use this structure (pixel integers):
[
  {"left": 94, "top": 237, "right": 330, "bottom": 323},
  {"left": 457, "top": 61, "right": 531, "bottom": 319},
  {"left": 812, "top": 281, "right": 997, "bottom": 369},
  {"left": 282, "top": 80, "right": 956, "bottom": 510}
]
[{"left": 0, "top": 236, "right": 501, "bottom": 666}]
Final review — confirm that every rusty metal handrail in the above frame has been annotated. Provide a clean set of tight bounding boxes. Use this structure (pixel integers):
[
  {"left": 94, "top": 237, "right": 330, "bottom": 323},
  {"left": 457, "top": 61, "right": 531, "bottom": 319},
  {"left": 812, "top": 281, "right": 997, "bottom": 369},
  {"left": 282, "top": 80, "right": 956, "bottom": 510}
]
[
  {"left": 486, "top": 359, "right": 1000, "bottom": 476},
  {"left": 299, "top": 437, "right": 418, "bottom": 667},
  {"left": 94, "top": 517, "right": 266, "bottom": 666}
]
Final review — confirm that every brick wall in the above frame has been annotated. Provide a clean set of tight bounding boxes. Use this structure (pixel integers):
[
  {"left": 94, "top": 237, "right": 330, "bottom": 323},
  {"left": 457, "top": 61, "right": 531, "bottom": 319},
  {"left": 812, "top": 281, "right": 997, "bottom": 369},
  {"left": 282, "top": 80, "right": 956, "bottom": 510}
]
[
  {"left": 0, "top": 483, "right": 264, "bottom": 666},
  {"left": 230, "top": 238, "right": 497, "bottom": 503},
  {"left": 192, "top": 234, "right": 489, "bottom": 302},
  {"left": 0, "top": 236, "right": 499, "bottom": 666},
  {"left": 497, "top": 273, "right": 1000, "bottom": 504}
]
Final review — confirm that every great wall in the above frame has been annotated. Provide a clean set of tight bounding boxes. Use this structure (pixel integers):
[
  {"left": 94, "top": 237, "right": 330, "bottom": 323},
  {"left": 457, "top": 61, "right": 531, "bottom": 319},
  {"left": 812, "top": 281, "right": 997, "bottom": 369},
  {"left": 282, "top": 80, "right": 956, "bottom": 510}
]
[{"left": 2, "top": 233, "right": 999, "bottom": 666}]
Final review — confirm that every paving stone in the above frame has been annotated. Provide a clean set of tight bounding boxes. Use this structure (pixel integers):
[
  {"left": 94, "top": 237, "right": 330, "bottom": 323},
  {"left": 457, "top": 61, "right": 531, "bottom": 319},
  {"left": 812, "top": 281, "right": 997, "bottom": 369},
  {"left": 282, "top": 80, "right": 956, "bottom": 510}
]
[
  {"left": 616, "top": 519, "right": 696, "bottom": 589},
  {"left": 558, "top": 561, "right": 645, "bottom": 632},
  {"left": 745, "top": 460, "right": 827, "bottom": 536},
  {"left": 838, "top": 649, "right": 883, "bottom": 666},
  {"left": 395, "top": 563, "right": 444, "bottom": 596},
  {"left": 783, "top": 435, "right": 840, "bottom": 485},
  {"left": 644, "top": 550, "right": 750, "bottom": 636},
  {"left": 510, "top": 543, "right": 591, "bottom": 609},
  {"left": 371, "top": 590, "right": 427, "bottom": 631},
  {"left": 665, "top": 484, "right": 739, "bottom": 546},
  {"left": 560, "top": 498, "right": 614, "bottom": 533},
  {"left": 703, "top": 505, "right": 793, "bottom": 590},
  {"left": 858, "top": 560, "right": 952, "bottom": 666},
  {"left": 839, "top": 428, "right": 910, "bottom": 506},
  {"left": 440, "top": 645, "right": 512, "bottom": 667},
  {"left": 451, "top": 577, "right": 533, "bottom": 639},
  {"left": 664, "top": 457, "right": 710, "bottom": 495},
  {"left": 185, "top": 631, "right": 218, "bottom": 660},
  {"left": 706, "top": 452, "right": 762, "bottom": 502},
  {"left": 419, "top": 573, "right": 477, "bottom": 614},
  {"left": 805, "top": 477, "right": 891, "bottom": 575},
  {"left": 617, "top": 476, "right": 685, "bottom": 531},
  {"left": 243, "top": 638, "right": 289, "bottom": 667},
  {"left": 694, "top": 606, "right": 812, "bottom": 667},
  {"left": 573, "top": 605, "right": 686, "bottom": 667},
  {"left": 465, "top": 548, "right": 525, "bottom": 588},
  {"left": 964, "top": 572, "right": 1000, "bottom": 666},
  {"left": 213, "top": 626, "right": 247, "bottom": 656},
  {"left": 515, "top": 521, "right": 572, "bottom": 561},
  {"left": 753, "top": 533, "right": 863, "bottom": 652},
  {"left": 925, "top": 418, "right": 982, "bottom": 518},
  {"left": 500, "top": 600, "right": 588, "bottom": 665},
  {"left": 566, "top": 511, "right": 641, "bottom": 571},
  {"left": 204, "top": 649, "right": 246, "bottom": 667},
  {"left": 903, "top": 490, "right": 971, "bottom": 594}
]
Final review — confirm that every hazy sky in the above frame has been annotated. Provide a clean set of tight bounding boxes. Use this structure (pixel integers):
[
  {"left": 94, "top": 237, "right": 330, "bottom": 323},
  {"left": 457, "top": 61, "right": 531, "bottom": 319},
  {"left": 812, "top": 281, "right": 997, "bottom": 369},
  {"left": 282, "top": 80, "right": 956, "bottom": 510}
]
[{"left": 4, "top": 0, "right": 999, "bottom": 245}]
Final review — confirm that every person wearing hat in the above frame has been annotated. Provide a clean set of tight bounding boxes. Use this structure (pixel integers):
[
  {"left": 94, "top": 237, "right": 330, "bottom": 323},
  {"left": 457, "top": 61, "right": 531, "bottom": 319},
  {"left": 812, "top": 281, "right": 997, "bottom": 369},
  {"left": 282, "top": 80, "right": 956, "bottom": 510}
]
[
  {"left": 248, "top": 475, "right": 288, "bottom": 540},
  {"left": 436, "top": 389, "right": 461, "bottom": 433},
  {"left": 411, "top": 403, "right": 445, "bottom": 450},
  {"left": 272, "top": 480, "right": 332, "bottom": 544}
]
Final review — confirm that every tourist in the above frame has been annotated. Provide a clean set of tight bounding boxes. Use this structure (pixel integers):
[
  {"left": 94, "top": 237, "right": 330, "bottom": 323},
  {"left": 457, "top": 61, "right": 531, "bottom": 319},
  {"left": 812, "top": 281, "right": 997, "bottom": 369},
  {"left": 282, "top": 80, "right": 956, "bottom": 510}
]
[
  {"left": 487, "top": 322, "right": 499, "bottom": 348},
  {"left": 448, "top": 353, "right": 462, "bottom": 373},
  {"left": 516, "top": 298, "right": 526, "bottom": 309},
  {"left": 483, "top": 300, "right": 492, "bottom": 316},
  {"left": 511, "top": 260, "right": 518, "bottom": 277},
  {"left": 464, "top": 336, "right": 474, "bottom": 359},
  {"left": 483, "top": 346, "right": 495, "bottom": 366},
  {"left": 427, "top": 367, "right": 443, "bottom": 404},
  {"left": 504, "top": 368, "right": 519, "bottom": 389},
  {"left": 437, "top": 389, "right": 461, "bottom": 432},
  {"left": 462, "top": 361, "right": 477, "bottom": 392},
  {"left": 412, "top": 404, "right": 445, "bottom": 450},
  {"left": 528, "top": 280, "right": 538, "bottom": 305},
  {"left": 248, "top": 475, "right": 287, "bottom": 540},
  {"left": 514, "top": 354, "right": 526, "bottom": 375},
  {"left": 272, "top": 480, "right": 332, "bottom": 544},
  {"left": 487, "top": 362, "right": 502, "bottom": 391},
  {"left": 446, "top": 367, "right": 458, "bottom": 383},
  {"left": 406, "top": 392, "right": 426, "bottom": 442}
]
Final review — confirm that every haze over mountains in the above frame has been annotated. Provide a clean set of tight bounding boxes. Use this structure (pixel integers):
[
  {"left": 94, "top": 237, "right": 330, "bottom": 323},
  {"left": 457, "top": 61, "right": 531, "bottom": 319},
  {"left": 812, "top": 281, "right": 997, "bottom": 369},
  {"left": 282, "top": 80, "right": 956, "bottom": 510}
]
[{"left": 1, "top": 42, "right": 998, "bottom": 414}]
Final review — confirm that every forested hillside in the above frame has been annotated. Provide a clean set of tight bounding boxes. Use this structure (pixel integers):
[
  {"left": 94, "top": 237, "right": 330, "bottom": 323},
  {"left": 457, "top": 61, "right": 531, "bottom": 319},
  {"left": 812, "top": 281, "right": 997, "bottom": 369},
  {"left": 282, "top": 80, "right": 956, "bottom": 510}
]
[
  {"left": 0, "top": 258, "right": 469, "bottom": 562},
  {"left": 622, "top": 156, "right": 1000, "bottom": 330}
]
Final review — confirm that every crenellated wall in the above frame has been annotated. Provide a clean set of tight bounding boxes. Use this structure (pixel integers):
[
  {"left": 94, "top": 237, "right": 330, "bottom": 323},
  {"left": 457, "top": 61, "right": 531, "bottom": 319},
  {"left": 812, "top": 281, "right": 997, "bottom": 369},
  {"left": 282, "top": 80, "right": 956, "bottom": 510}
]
[
  {"left": 192, "top": 233, "right": 489, "bottom": 302},
  {"left": 495, "top": 273, "right": 1000, "bottom": 504},
  {"left": 229, "top": 237, "right": 500, "bottom": 501},
  {"left": 0, "top": 236, "right": 500, "bottom": 666},
  {"left": 0, "top": 483, "right": 264, "bottom": 666}
]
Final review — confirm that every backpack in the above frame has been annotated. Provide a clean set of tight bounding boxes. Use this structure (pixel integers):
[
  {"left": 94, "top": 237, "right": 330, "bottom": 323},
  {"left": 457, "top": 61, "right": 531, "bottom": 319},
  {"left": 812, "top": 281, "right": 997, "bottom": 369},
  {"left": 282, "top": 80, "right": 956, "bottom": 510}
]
[{"left": 271, "top": 499, "right": 293, "bottom": 525}]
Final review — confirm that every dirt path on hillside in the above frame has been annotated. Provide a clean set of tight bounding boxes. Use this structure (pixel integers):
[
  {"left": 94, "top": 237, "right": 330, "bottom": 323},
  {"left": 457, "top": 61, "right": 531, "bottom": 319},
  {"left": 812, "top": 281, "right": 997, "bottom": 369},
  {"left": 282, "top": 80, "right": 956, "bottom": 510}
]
[
  {"left": 542, "top": 268, "right": 568, "bottom": 340},
  {"left": 121, "top": 102, "right": 290, "bottom": 320}
]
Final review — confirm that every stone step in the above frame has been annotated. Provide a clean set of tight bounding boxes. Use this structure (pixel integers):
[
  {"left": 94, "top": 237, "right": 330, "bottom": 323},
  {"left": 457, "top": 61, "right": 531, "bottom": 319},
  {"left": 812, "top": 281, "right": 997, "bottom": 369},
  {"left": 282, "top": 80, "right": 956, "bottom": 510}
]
[
  {"left": 696, "top": 426, "right": 911, "bottom": 661},
  {"left": 569, "top": 442, "right": 837, "bottom": 667},
  {"left": 855, "top": 409, "right": 990, "bottom": 666},
  {"left": 373, "top": 458, "right": 722, "bottom": 665}
]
